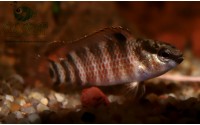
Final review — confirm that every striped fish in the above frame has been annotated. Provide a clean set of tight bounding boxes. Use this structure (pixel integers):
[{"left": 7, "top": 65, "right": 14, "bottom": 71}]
[{"left": 47, "top": 27, "right": 183, "bottom": 87}]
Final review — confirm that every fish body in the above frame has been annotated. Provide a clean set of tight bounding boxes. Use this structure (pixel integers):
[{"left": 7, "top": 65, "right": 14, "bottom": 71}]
[{"left": 48, "top": 27, "right": 183, "bottom": 87}]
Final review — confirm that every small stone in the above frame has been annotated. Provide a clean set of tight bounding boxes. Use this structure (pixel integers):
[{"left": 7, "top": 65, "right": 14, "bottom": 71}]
[
  {"left": 23, "top": 103, "right": 32, "bottom": 107},
  {"left": 5, "top": 95, "right": 14, "bottom": 102},
  {"left": 108, "top": 95, "right": 124, "bottom": 104},
  {"left": 40, "top": 98, "right": 48, "bottom": 105},
  {"left": 167, "top": 96, "right": 178, "bottom": 105},
  {"left": 18, "top": 118, "right": 30, "bottom": 124},
  {"left": 19, "top": 100, "right": 26, "bottom": 106},
  {"left": 0, "top": 106, "right": 10, "bottom": 116},
  {"left": 146, "top": 93, "right": 158, "bottom": 103},
  {"left": 10, "top": 103, "right": 20, "bottom": 112},
  {"left": 36, "top": 103, "right": 49, "bottom": 112},
  {"left": 30, "top": 98, "right": 40, "bottom": 108},
  {"left": 15, "top": 98, "right": 26, "bottom": 106},
  {"left": 65, "top": 99, "right": 81, "bottom": 109},
  {"left": 3, "top": 100, "right": 12, "bottom": 108},
  {"left": 13, "top": 111, "right": 24, "bottom": 119},
  {"left": 55, "top": 93, "right": 65, "bottom": 102},
  {"left": 28, "top": 113, "right": 41, "bottom": 124},
  {"left": 29, "top": 92, "right": 44, "bottom": 101},
  {"left": 4, "top": 113, "right": 17, "bottom": 123},
  {"left": 108, "top": 95, "right": 117, "bottom": 102},
  {"left": 48, "top": 99, "right": 58, "bottom": 107},
  {"left": 159, "top": 94, "right": 178, "bottom": 105},
  {"left": 185, "top": 97, "right": 197, "bottom": 107},
  {"left": 48, "top": 91, "right": 56, "bottom": 101},
  {"left": 21, "top": 106, "right": 36, "bottom": 114},
  {"left": 61, "top": 99, "right": 69, "bottom": 108},
  {"left": 76, "top": 108, "right": 81, "bottom": 112},
  {"left": 48, "top": 101, "right": 60, "bottom": 111}
]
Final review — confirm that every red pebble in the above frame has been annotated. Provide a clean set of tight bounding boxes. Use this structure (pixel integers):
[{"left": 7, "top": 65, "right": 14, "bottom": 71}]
[{"left": 81, "top": 87, "right": 110, "bottom": 108}]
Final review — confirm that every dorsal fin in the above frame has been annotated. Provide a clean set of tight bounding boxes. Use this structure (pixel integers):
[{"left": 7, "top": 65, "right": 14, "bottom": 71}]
[{"left": 44, "top": 27, "right": 135, "bottom": 61}]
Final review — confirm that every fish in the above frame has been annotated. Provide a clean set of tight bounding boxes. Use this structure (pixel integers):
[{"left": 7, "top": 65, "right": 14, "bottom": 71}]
[{"left": 46, "top": 27, "right": 183, "bottom": 88}]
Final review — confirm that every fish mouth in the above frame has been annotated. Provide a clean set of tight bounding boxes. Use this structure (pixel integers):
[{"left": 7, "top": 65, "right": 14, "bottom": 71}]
[{"left": 175, "top": 55, "right": 184, "bottom": 64}]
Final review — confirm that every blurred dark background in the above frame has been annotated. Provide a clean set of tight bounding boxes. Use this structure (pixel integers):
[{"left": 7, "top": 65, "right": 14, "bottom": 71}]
[{"left": 0, "top": 1, "right": 199, "bottom": 82}]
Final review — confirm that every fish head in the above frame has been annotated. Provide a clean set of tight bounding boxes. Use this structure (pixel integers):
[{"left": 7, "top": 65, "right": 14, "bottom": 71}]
[{"left": 134, "top": 38, "right": 183, "bottom": 81}]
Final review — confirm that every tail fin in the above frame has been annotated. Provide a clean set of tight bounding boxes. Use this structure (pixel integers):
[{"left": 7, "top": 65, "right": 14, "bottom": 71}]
[{"left": 18, "top": 40, "right": 70, "bottom": 87}]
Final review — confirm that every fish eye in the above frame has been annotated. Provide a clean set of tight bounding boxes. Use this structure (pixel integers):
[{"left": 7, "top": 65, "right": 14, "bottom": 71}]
[
  {"left": 15, "top": 7, "right": 23, "bottom": 14},
  {"left": 158, "top": 48, "right": 171, "bottom": 62}
]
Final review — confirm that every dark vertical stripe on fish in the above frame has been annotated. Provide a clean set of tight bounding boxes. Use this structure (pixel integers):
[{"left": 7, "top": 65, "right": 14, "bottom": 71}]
[
  {"left": 89, "top": 43, "right": 104, "bottom": 84},
  {"left": 106, "top": 41, "right": 120, "bottom": 81},
  {"left": 66, "top": 53, "right": 82, "bottom": 85},
  {"left": 98, "top": 41, "right": 110, "bottom": 84},
  {"left": 114, "top": 32, "right": 127, "bottom": 57},
  {"left": 113, "top": 32, "right": 130, "bottom": 80},
  {"left": 48, "top": 60, "right": 60, "bottom": 85},
  {"left": 135, "top": 39, "right": 151, "bottom": 70},
  {"left": 60, "top": 60, "right": 71, "bottom": 84},
  {"left": 89, "top": 44, "right": 102, "bottom": 58},
  {"left": 75, "top": 47, "right": 88, "bottom": 84}
]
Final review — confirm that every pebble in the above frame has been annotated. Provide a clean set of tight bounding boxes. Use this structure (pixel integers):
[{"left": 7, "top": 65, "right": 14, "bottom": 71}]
[
  {"left": 18, "top": 118, "right": 30, "bottom": 124},
  {"left": 166, "top": 96, "right": 178, "bottom": 105},
  {"left": 55, "top": 93, "right": 65, "bottom": 102},
  {"left": 13, "top": 111, "right": 24, "bottom": 119},
  {"left": 3, "top": 100, "right": 12, "bottom": 108},
  {"left": 28, "top": 113, "right": 41, "bottom": 124},
  {"left": 0, "top": 106, "right": 10, "bottom": 116},
  {"left": 108, "top": 95, "right": 124, "bottom": 104},
  {"left": 29, "top": 92, "right": 44, "bottom": 101},
  {"left": 184, "top": 97, "right": 197, "bottom": 108},
  {"left": 108, "top": 95, "right": 117, "bottom": 102},
  {"left": 40, "top": 98, "right": 48, "bottom": 105},
  {"left": 15, "top": 98, "right": 26, "bottom": 106},
  {"left": 5, "top": 95, "right": 14, "bottom": 102},
  {"left": 30, "top": 98, "right": 40, "bottom": 107},
  {"left": 48, "top": 91, "right": 56, "bottom": 101},
  {"left": 21, "top": 106, "right": 36, "bottom": 114},
  {"left": 61, "top": 99, "right": 69, "bottom": 108},
  {"left": 48, "top": 99, "right": 58, "bottom": 107},
  {"left": 10, "top": 103, "right": 20, "bottom": 112},
  {"left": 146, "top": 93, "right": 158, "bottom": 103},
  {"left": 19, "top": 100, "right": 26, "bottom": 106},
  {"left": 159, "top": 94, "right": 177, "bottom": 105},
  {"left": 65, "top": 98, "right": 81, "bottom": 109},
  {"left": 4, "top": 113, "right": 17, "bottom": 124},
  {"left": 37, "top": 103, "right": 49, "bottom": 112}
]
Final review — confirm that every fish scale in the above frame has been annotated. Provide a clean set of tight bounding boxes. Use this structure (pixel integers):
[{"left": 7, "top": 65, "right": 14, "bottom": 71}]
[{"left": 48, "top": 27, "right": 183, "bottom": 87}]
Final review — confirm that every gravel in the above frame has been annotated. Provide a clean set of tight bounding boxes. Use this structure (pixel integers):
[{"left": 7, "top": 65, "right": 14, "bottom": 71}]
[{"left": 0, "top": 81, "right": 199, "bottom": 123}]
